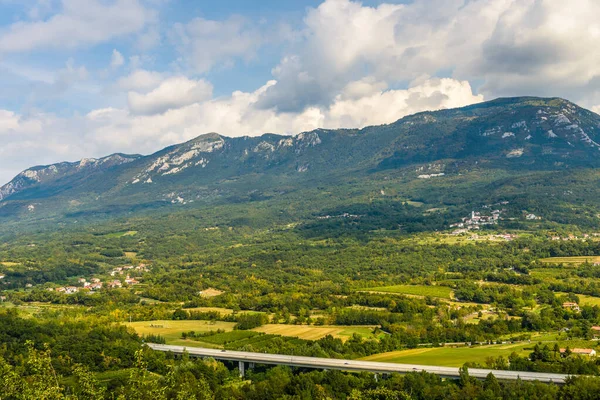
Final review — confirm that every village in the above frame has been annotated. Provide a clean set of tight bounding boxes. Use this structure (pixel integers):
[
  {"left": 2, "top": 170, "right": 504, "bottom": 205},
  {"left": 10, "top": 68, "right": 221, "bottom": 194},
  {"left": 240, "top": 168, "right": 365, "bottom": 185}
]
[
  {"left": 450, "top": 210, "right": 503, "bottom": 232},
  {"left": 449, "top": 199, "right": 546, "bottom": 235},
  {"left": 48, "top": 263, "right": 150, "bottom": 294}
]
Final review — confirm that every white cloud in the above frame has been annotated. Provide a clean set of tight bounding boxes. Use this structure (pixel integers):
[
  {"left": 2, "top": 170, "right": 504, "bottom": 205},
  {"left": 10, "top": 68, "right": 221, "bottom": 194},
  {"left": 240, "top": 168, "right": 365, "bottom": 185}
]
[
  {"left": 170, "top": 15, "right": 263, "bottom": 73},
  {"left": 53, "top": 57, "right": 88, "bottom": 91},
  {"left": 117, "top": 69, "right": 164, "bottom": 91},
  {"left": 86, "top": 77, "right": 482, "bottom": 150},
  {"left": 136, "top": 25, "right": 161, "bottom": 50},
  {"left": 0, "top": 0, "right": 155, "bottom": 52},
  {"left": 27, "top": 0, "right": 54, "bottom": 20},
  {"left": 257, "top": 0, "right": 600, "bottom": 111},
  {"left": 0, "top": 76, "right": 483, "bottom": 184},
  {"left": 474, "top": 0, "right": 600, "bottom": 103},
  {"left": 0, "top": 110, "right": 21, "bottom": 133},
  {"left": 5, "top": 0, "right": 600, "bottom": 185},
  {"left": 110, "top": 49, "right": 124, "bottom": 69},
  {"left": 256, "top": 0, "right": 504, "bottom": 111},
  {"left": 127, "top": 76, "right": 213, "bottom": 115},
  {"left": 325, "top": 78, "right": 483, "bottom": 129}
]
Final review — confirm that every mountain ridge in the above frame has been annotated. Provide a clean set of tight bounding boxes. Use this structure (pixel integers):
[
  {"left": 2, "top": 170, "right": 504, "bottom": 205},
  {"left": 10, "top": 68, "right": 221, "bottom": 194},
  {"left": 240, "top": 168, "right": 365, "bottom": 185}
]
[{"left": 2, "top": 96, "right": 600, "bottom": 225}]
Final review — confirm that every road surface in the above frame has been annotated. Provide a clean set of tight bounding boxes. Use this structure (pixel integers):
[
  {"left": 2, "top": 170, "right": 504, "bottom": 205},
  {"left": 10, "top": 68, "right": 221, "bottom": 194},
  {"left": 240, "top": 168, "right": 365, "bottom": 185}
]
[{"left": 147, "top": 343, "right": 570, "bottom": 384}]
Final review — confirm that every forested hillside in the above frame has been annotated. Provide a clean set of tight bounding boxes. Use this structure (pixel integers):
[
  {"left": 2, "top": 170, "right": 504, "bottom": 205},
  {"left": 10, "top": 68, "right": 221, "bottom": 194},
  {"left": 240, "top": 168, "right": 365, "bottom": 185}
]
[
  {"left": 3, "top": 97, "right": 600, "bottom": 399},
  {"left": 1, "top": 97, "right": 600, "bottom": 233}
]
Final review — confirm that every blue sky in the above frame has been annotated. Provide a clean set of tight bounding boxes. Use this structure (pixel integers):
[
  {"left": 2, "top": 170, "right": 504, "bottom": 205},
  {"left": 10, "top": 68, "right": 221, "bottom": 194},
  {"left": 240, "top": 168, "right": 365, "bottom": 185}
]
[{"left": 0, "top": 0, "right": 599, "bottom": 184}]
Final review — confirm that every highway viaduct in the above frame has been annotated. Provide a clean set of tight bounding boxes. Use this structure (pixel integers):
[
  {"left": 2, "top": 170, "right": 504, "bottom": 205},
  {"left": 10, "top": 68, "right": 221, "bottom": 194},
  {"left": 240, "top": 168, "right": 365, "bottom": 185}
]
[{"left": 147, "top": 343, "right": 570, "bottom": 384}]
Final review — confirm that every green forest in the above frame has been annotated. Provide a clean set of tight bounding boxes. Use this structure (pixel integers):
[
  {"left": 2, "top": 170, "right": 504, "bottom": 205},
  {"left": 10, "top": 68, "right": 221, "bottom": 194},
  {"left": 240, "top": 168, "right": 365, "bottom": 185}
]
[{"left": 3, "top": 197, "right": 600, "bottom": 399}]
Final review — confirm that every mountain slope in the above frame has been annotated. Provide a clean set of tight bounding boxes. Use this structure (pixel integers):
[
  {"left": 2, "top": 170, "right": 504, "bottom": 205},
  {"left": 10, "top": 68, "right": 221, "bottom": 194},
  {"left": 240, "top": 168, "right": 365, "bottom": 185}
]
[
  {"left": 0, "top": 154, "right": 140, "bottom": 202},
  {"left": 1, "top": 96, "right": 600, "bottom": 225}
]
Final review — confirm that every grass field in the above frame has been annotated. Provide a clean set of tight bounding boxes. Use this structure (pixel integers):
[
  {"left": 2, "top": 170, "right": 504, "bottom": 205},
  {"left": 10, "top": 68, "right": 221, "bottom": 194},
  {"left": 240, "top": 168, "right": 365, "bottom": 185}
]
[
  {"left": 184, "top": 307, "right": 264, "bottom": 316},
  {"left": 199, "top": 330, "right": 259, "bottom": 345},
  {"left": 464, "top": 311, "right": 498, "bottom": 325},
  {"left": 104, "top": 231, "right": 138, "bottom": 238},
  {"left": 360, "top": 343, "right": 532, "bottom": 367},
  {"left": 1, "top": 301, "right": 81, "bottom": 317},
  {"left": 359, "top": 285, "right": 453, "bottom": 299},
  {"left": 415, "top": 233, "right": 524, "bottom": 246},
  {"left": 362, "top": 338, "right": 600, "bottom": 367},
  {"left": 198, "top": 288, "right": 224, "bottom": 298},
  {"left": 529, "top": 268, "right": 567, "bottom": 279},
  {"left": 444, "top": 300, "right": 487, "bottom": 308},
  {"left": 0, "top": 261, "right": 20, "bottom": 267},
  {"left": 252, "top": 324, "right": 377, "bottom": 341},
  {"left": 539, "top": 256, "right": 600, "bottom": 265},
  {"left": 553, "top": 293, "right": 600, "bottom": 307},
  {"left": 125, "top": 320, "right": 236, "bottom": 342},
  {"left": 577, "top": 294, "right": 600, "bottom": 307}
]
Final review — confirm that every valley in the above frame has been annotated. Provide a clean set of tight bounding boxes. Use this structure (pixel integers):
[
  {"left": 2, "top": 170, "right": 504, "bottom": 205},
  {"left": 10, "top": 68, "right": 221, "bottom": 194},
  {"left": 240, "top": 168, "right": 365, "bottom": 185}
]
[{"left": 3, "top": 98, "right": 600, "bottom": 398}]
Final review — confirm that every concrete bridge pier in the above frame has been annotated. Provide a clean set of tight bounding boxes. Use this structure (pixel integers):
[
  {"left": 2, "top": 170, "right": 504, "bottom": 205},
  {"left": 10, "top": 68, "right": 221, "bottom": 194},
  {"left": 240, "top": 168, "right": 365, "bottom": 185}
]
[{"left": 238, "top": 361, "right": 257, "bottom": 377}]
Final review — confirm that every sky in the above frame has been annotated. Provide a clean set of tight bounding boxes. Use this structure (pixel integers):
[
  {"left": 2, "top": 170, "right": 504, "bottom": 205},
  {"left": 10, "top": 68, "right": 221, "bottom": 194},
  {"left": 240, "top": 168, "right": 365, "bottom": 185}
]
[{"left": 1, "top": 0, "right": 600, "bottom": 185}]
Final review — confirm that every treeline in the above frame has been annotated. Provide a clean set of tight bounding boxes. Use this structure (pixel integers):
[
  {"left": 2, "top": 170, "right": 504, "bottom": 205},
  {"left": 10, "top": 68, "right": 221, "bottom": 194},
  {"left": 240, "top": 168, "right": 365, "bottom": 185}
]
[
  {"left": 7, "top": 288, "right": 140, "bottom": 307},
  {"left": 0, "top": 309, "right": 140, "bottom": 374},
  {"left": 173, "top": 308, "right": 268, "bottom": 330},
  {"left": 5, "top": 341, "right": 600, "bottom": 400}
]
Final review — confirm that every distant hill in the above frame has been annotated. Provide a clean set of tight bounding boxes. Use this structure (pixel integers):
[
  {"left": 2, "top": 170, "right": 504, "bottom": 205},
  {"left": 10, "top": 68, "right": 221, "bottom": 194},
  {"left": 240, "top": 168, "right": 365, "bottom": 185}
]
[{"left": 2, "top": 97, "right": 600, "bottom": 230}]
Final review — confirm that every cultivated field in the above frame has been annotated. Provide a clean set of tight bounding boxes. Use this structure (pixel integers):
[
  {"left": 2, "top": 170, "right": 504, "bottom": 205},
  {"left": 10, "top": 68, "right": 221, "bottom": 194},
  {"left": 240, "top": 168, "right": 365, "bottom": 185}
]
[
  {"left": 104, "top": 230, "right": 138, "bottom": 238},
  {"left": 198, "top": 288, "right": 224, "bottom": 298},
  {"left": 252, "top": 324, "right": 377, "bottom": 341},
  {"left": 577, "top": 294, "right": 600, "bottom": 307},
  {"left": 529, "top": 268, "right": 566, "bottom": 279},
  {"left": 360, "top": 343, "right": 532, "bottom": 367},
  {"left": 1, "top": 301, "right": 81, "bottom": 317},
  {"left": 0, "top": 261, "right": 20, "bottom": 267},
  {"left": 359, "top": 284, "right": 453, "bottom": 299},
  {"left": 362, "top": 337, "right": 600, "bottom": 367},
  {"left": 183, "top": 307, "right": 264, "bottom": 315},
  {"left": 539, "top": 256, "right": 600, "bottom": 265},
  {"left": 125, "top": 320, "right": 236, "bottom": 342},
  {"left": 553, "top": 293, "right": 600, "bottom": 307}
]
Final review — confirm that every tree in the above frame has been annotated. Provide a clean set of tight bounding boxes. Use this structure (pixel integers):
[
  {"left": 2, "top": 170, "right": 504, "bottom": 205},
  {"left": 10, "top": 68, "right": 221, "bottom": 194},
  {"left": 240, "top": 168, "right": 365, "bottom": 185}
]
[
  {"left": 124, "top": 350, "right": 166, "bottom": 400},
  {"left": 483, "top": 372, "right": 501, "bottom": 395},
  {"left": 459, "top": 365, "right": 473, "bottom": 388},
  {"left": 72, "top": 364, "right": 106, "bottom": 400},
  {"left": 20, "top": 342, "right": 65, "bottom": 400}
]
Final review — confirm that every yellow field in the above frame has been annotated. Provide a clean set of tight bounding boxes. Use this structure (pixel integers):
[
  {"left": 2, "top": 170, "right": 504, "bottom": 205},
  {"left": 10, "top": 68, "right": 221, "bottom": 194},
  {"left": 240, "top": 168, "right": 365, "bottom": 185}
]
[
  {"left": 125, "top": 320, "right": 236, "bottom": 341},
  {"left": 184, "top": 307, "right": 264, "bottom": 316},
  {"left": 578, "top": 295, "right": 600, "bottom": 307},
  {"left": 362, "top": 338, "right": 600, "bottom": 367},
  {"left": 105, "top": 230, "right": 138, "bottom": 238},
  {"left": 252, "top": 324, "right": 376, "bottom": 341},
  {"left": 529, "top": 268, "right": 566, "bottom": 279},
  {"left": 554, "top": 292, "right": 600, "bottom": 307},
  {"left": 184, "top": 307, "right": 235, "bottom": 314},
  {"left": 360, "top": 343, "right": 531, "bottom": 367},
  {"left": 0, "top": 261, "right": 20, "bottom": 266},
  {"left": 360, "top": 285, "right": 453, "bottom": 299},
  {"left": 464, "top": 310, "right": 498, "bottom": 325},
  {"left": 198, "top": 288, "right": 224, "bottom": 298},
  {"left": 443, "top": 300, "right": 488, "bottom": 308},
  {"left": 539, "top": 256, "right": 600, "bottom": 265},
  {"left": 415, "top": 233, "right": 522, "bottom": 246}
]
